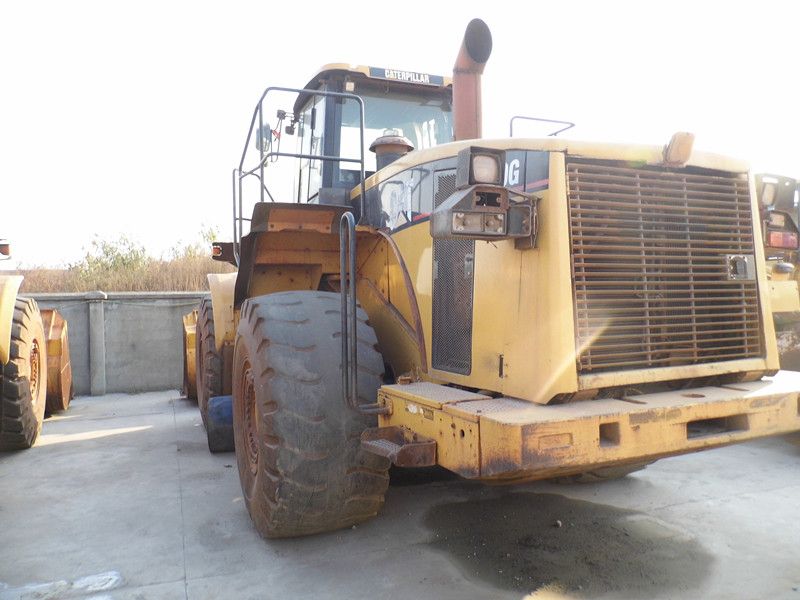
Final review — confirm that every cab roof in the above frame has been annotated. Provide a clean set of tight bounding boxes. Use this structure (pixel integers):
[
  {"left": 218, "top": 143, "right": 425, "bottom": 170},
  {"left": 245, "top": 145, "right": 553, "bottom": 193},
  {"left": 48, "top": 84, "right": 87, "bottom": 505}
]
[
  {"left": 300, "top": 64, "right": 452, "bottom": 91},
  {"left": 293, "top": 64, "right": 452, "bottom": 117}
]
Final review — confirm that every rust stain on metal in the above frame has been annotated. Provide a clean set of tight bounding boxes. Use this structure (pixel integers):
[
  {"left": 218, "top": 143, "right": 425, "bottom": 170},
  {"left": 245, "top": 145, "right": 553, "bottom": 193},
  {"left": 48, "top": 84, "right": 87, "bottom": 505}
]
[
  {"left": 629, "top": 410, "right": 660, "bottom": 425},
  {"left": 267, "top": 207, "right": 334, "bottom": 233},
  {"left": 537, "top": 433, "right": 573, "bottom": 450},
  {"left": 629, "top": 408, "right": 682, "bottom": 425},
  {"left": 749, "top": 395, "right": 783, "bottom": 409}
]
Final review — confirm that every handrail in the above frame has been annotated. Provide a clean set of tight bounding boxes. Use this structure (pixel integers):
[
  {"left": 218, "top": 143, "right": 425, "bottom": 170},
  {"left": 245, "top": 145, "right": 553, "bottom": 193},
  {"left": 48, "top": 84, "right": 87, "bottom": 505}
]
[
  {"left": 232, "top": 86, "right": 368, "bottom": 265},
  {"left": 339, "top": 212, "right": 388, "bottom": 415},
  {"left": 340, "top": 212, "right": 358, "bottom": 412},
  {"left": 509, "top": 115, "right": 575, "bottom": 138}
]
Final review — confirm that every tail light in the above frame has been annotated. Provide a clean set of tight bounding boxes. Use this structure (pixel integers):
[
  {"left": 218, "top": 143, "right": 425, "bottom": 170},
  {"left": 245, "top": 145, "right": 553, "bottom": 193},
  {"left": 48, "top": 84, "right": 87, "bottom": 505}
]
[{"left": 768, "top": 231, "right": 798, "bottom": 249}]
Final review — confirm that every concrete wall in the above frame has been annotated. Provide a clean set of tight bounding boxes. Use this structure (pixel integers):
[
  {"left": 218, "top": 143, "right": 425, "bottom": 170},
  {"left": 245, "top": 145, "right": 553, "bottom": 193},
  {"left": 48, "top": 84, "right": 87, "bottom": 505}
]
[{"left": 29, "top": 292, "right": 207, "bottom": 395}]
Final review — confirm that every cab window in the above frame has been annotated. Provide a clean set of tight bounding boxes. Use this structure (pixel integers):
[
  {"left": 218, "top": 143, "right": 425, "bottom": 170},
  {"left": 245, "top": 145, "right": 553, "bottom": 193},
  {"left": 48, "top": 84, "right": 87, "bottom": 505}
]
[{"left": 296, "top": 94, "right": 326, "bottom": 202}]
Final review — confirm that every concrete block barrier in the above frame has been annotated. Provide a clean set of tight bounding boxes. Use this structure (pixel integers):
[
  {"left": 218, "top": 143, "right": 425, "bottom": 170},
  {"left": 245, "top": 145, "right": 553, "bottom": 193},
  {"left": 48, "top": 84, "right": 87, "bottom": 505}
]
[{"left": 29, "top": 292, "right": 207, "bottom": 395}]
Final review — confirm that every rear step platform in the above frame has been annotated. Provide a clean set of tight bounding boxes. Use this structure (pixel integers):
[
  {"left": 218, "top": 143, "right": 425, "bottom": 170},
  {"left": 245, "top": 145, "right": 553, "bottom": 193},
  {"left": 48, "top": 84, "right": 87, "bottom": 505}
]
[
  {"left": 363, "top": 372, "right": 800, "bottom": 481},
  {"left": 361, "top": 426, "right": 436, "bottom": 467}
]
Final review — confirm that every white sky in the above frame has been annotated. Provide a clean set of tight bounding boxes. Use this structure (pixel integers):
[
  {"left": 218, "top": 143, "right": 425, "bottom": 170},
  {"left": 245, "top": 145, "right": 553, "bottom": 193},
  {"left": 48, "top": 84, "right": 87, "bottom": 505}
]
[{"left": 2, "top": 0, "right": 799, "bottom": 269}]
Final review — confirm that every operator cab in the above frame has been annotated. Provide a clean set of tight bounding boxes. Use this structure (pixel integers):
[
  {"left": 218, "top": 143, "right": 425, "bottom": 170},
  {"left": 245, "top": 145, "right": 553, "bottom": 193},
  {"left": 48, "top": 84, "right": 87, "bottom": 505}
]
[{"left": 293, "top": 65, "right": 453, "bottom": 205}]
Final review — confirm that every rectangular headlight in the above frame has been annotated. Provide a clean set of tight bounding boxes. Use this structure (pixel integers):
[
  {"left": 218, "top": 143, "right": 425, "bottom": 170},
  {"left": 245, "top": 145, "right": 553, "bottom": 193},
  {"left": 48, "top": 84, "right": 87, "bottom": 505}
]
[
  {"left": 456, "top": 146, "right": 506, "bottom": 189},
  {"left": 450, "top": 211, "right": 507, "bottom": 236},
  {"left": 472, "top": 154, "right": 501, "bottom": 184},
  {"left": 483, "top": 213, "right": 505, "bottom": 234},
  {"left": 452, "top": 212, "right": 484, "bottom": 233}
]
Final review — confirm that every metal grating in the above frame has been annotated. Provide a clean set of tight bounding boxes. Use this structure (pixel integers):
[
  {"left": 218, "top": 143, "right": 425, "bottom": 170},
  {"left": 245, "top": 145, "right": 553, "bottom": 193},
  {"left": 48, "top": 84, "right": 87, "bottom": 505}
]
[
  {"left": 567, "top": 160, "right": 764, "bottom": 373},
  {"left": 432, "top": 171, "right": 474, "bottom": 375}
]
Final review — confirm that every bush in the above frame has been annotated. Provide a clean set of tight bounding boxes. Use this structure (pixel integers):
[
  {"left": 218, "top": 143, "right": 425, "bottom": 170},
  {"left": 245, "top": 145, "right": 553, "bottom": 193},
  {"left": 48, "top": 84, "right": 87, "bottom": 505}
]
[{"left": 15, "top": 233, "right": 235, "bottom": 293}]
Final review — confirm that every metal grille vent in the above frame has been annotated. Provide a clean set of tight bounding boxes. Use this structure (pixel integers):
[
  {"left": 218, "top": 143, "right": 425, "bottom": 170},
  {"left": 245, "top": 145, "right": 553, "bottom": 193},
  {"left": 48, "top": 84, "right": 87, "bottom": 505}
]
[
  {"left": 432, "top": 171, "right": 474, "bottom": 375},
  {"left": 567, "top": 161, "right": 764, "bottom": 373}
]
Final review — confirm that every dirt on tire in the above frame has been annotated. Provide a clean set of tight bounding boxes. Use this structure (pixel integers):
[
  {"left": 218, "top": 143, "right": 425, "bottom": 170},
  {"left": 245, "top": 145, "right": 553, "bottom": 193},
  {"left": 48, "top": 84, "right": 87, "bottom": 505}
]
[
  {"left": 195, "top": 298, "right": 223, "bottom": 429},
  {"left": 0, "top": 297, "right": 48, "bottom": 450},
  {"left": 232, "top": 291, "right": 390, "bottom": 538}
]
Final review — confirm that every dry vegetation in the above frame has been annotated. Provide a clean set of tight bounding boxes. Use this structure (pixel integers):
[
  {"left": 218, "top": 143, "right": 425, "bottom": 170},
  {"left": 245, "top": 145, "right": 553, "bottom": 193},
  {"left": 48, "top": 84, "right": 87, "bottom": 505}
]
[{"left": 15, "top": 235, "right": 235, "bottom": 293}]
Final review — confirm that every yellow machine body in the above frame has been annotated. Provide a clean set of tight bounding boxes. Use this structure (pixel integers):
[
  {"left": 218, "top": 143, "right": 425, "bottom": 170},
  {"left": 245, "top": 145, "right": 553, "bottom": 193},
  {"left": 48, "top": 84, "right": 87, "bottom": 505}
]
[
  {"left": 181, "top": 309, "right": 198, "bottom": 400},
  {"left": 41, "top": 309, "right": 73, "bottom": 412},
  {"left": 0, "top": 275, "right": 73, "bottom": 412},
  {"left": 376, "top": 375, "right": 800, "bottom": 480},
  {"left": 768, "top": 279, "right": 800, "bottom": 315},
  {"left": 353, "top": 139, "right": 779, "bottom": 396},
  {"left": 0, "top": 275, "right": 23, "bottom": 365},
  {"left": 208, "top": 273, "right": 237, "bottom": 353},
  {"left": 755, "top": 175, "right": 800, "bottom": 368},
  {"left": 222, "top": 135, "right": 800, "bottom": 482}
]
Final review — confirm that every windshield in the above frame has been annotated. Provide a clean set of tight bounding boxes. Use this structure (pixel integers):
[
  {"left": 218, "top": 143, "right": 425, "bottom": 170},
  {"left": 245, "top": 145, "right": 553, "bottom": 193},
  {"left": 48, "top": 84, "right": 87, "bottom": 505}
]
[{"left": 339, "top": 90, "right": 453, "bottom": 172}]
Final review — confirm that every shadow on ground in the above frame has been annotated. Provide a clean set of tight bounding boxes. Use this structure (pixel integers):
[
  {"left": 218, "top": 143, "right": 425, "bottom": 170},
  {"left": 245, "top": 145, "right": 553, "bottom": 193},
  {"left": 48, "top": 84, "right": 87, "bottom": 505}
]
[
  {"left": 424, "top": 489, "right": 712, "bottom": 598},
  {"left": 389, "top": 465, "right": 460, "bottom": 487}
]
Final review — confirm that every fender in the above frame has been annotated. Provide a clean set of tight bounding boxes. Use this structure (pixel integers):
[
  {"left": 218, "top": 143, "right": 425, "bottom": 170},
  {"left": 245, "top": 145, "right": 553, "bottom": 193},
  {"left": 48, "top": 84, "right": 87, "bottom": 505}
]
[
  {"left": 207, "top": 272, "right": 237, "bottom": 353},
  {"left": 0, "top": 275, "right": 23, "bottom": 364}
]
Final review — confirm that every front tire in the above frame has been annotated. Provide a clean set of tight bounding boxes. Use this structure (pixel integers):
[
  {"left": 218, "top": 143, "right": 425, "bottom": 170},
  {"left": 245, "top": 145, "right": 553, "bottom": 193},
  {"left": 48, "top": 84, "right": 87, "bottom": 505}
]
[
  {"left": 233, "top": 291, "right": 390, "bottom": 538},
  {"left": 0, "top": 298, "right": 48, "bottom": 450}
]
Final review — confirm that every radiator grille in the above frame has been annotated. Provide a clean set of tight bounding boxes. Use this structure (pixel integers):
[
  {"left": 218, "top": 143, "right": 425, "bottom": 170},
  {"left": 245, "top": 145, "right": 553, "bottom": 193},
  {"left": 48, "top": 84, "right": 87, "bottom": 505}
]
[{"left": 567, "top": 161, "right": 764, "bottom": 373}]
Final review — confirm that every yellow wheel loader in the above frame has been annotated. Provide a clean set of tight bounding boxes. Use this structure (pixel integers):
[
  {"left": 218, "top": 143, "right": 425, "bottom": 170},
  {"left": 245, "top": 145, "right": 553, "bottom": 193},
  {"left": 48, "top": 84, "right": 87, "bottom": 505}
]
[
  {"left": 0, "top": 241, "right": 73, "bottom": 450},
  {"left": 191, "top": 19, "right": 800, "bottom": 538},
  {"left": 755, "top": 174, "right": 800, "bottom": 369}
]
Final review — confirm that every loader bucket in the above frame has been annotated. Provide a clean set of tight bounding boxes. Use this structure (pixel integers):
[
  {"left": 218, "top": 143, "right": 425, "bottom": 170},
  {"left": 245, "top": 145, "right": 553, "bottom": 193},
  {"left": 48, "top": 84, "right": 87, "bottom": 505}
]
[
  {"left": 41, "top": 309, "right": 73, "bottom": 413},
  {"left": 182, "top": 309, "right": 198, "bottom": 400}
]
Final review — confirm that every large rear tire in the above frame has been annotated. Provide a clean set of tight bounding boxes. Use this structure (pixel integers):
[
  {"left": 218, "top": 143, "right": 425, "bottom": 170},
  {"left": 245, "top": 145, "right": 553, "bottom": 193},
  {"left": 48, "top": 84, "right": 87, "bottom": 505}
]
[
  {"left": 233, "top": 291, "right": 390, "bottom": 538},
  {"left": 0, "top": 298, "right": 48, "bottom": 450},
  {"left": 195, "top": 299, "right": 222, "bottom": 429}
]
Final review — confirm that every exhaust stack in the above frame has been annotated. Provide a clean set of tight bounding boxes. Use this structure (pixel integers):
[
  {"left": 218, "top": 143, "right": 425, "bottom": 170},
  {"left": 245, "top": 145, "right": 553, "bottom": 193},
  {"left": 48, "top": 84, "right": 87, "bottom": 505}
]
[{"left": 453, "top": 19, "right": 492, "bottom": 141}]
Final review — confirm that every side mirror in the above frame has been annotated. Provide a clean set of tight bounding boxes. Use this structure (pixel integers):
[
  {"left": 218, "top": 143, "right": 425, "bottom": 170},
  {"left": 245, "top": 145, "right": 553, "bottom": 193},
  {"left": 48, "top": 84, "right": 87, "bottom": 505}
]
[{"left": 254, "top": 123, "right": 273, "bottom": 153}]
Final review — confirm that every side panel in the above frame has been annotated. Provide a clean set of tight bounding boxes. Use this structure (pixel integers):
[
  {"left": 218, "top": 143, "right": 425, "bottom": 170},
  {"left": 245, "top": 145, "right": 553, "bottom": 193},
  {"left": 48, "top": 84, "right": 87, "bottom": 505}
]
[
  {"left": 386, "top": 152, "right": 581, "bottom": 402},
  {"left": 769, "top": 280, "right": 800, "bottom": 315},
  {"left": 208, "top": 273, "right": 237, "bottom": 353},
  {"left": 749, "top": 175, "right": 781, "bottom": 370},
  {"left": 357, "top": 232, "right": 427, "bottom": 378},
  {"left": 501, "top": 152, "right": 579, "bottom": 402},
  {"left": 0, "top": 275, "right": 24, "bottom": 364}
]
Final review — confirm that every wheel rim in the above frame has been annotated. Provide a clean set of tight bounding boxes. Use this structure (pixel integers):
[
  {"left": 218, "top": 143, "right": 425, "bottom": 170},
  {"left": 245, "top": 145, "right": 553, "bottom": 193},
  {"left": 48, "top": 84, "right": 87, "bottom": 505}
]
[
  {"left": 29, "top": 339, "right": 41, "bottom": 403},
  {"left": 241, "top": 359, "right": 259, "bottom": 479}
]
